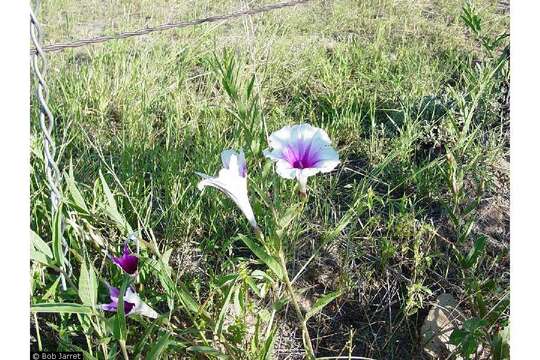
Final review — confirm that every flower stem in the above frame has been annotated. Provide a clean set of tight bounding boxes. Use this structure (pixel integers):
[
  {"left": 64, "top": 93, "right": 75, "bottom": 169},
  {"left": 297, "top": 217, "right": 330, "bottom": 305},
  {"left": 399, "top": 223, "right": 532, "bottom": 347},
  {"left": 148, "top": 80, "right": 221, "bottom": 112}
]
[
  {"left": 101, "top": 343, "right": 109, "bottom": 359},
  {"left": 33, "top": 312, "right": 42, "bottom": 351},
  {"left": 279, "top": 253, "right": 316, "bottom": 359},
  {"left": 254, "top": 224, "right": 263, "bottom": 238},
  {"left": 119, "top": 340, "right": 129, "bottom": 360}
]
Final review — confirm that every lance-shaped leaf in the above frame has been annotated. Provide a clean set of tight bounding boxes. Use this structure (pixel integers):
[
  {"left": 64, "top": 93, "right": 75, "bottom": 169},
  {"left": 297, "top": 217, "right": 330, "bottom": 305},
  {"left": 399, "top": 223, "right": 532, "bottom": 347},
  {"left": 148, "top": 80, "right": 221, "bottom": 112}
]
[
  {"left": 31, "top": 303, "right": 93, "bottom": 314},
  {"left": 238, "top": 234, "right": 283, "bottom": 280},
  {"left": 99, "top": 171, "right": 132, "bottom": 234},
  {"left": 306, "top": 290, "right": 341, "bottom": 321},
  {"left": 78, "top": 261, "right": 98, "bottom": 308}
]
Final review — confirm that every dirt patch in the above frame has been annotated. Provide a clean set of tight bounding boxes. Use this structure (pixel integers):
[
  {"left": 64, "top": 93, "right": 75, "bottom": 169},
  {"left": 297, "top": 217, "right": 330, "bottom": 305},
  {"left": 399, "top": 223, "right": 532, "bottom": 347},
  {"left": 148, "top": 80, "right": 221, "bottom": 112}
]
[{"left": 475, "top": 158, "right": 510, "bottom": 250}]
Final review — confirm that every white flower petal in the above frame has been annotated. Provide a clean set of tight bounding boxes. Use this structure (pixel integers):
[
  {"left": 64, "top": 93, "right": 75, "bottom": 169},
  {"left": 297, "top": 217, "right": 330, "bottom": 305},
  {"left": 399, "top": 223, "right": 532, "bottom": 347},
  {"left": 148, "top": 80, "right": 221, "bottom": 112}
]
[
  {"left": 298, "top": 168, "right": 321, "bottom": 193},
  {"left": 124, "top": 287, "right": 159, "bottom": 319},
  {"left": 294, "top": 123, "right": 321, "bottom": 147},
  {"left": 221, "top": 149, "right": 247, "bottom": 177},
  {"left": 298, "top": 168, "right": 321, "bottom": 178},
  {"left": 275, "top": 160, "right": 298, "bottom": 179},
  {"left": 221, "top": 149, "right": 237, "bottom": 168},
  {"left": 264, "top": 123, "right": 340, "bottom": 194},
  {"left": 313, "top": 146, "right": 340, "bottom": 173},
  {"left": 315, "top": 159, "right": 340, "bottom": 173},
  {"left": 197, "top": 149, "right": 257, "bottom": 229},
  {"left": 123, "top": 287, "right": 140, "bottom": 304},
  {"left": 132, "top": 302, "right": 159, "bottom": 319},
  {"left": 297, "top": 172, "right": 309, "bottom": 194},
  {"left": 268, "top": 125, "right": 294, "bottom": 151},
  {"left": 311, "top": 127, "right": 332, "bottom": 145},
  {"left": 262, "top": 148, "right": 285, "bottom": 162}
]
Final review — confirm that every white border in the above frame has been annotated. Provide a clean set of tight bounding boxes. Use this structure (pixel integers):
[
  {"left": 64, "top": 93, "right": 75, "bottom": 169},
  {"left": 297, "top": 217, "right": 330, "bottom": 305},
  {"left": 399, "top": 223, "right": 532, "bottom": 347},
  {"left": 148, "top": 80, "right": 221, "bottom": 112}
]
[
  {"left": 0, "top": 0, "right": 29, "bottom": 357},
  {"left": 511, "top": 1, "right": 540, "bottom": 358},
  {"left": 0, "top": 0, "right": 536, "bottom": 357}
]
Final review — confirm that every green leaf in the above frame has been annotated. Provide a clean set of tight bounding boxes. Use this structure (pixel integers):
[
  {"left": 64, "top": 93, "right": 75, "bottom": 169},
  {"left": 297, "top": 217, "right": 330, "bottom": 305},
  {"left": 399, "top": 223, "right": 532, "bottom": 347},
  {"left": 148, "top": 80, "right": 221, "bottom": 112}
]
[
  {"left": 306, "top": 290, "right": 341, "bottom": 320},
  {"left": 152, "top": 261, "right": 199, "bottom": 314},
  {"left": 463, "top": 317, "right": 487, "bottom": 333},
  {"left": 500, "top": 325, "right": 510, "bottom": 342},
  {"left": 65, "top": 166, "right": 89, "bottom": 213},
  {"left": 463, "top": 235, "right": 487, "bottom": 268},
  {"left": 99, "top": 171, "right": 132, "bottom": 234},
  {"left": 187, "top": 346, "right": 224, "bottom": 356},
  {"left": 31, "top": 303, "right": 93, "bottom": 314},
  {"left": 78, "top": 261, "right": 98, "bottom": 307},
  {"left": 42, "top": 277, "right": 61, "bottom": 300},
  {"left": 272, "top": 297, "right": 289, "bottom": 312},
  {"left": 146, "top": 332, "right": 171, "bottom": 360},
  {"left": 31, "top": 230, "right": 53, "bottom": 259},
  {"left": 492, "top": 326, "right": 510, "bottom": 360},
  {"left": 178, "top": 284, "right": 200, "bottom": 314},
  {"left": 486, "top": 295, "right": 510, "bottom": 327},
  {"left": 31, "top": 248, "right": 52, "bottom": 266},
  {"left": 459, "top": 219, "right": 475, "bottom": 242},
  {"left": 462, "top": 334, "right": 479, "bottom": 356},
  {"left": 274, "top": 203, "right": 303, "bottom": 239},
  {"left": 450, "top": 329, "right": 467, "bottom": 345},
  {"left": 260, "top": 327, "right": 278, "bottom": 360},
  {"left": 215, "top": 283, "right": 236, "bottom": 337},
  {"left": 80, "top": 350, "right": 98, "bottom": 360},
  {"left": 113, "top": 278, "right": 129, "bottom": 341},
  {"left": 323, "top": 212, "right": 352, "bottom": 244},
  {"left": 277, "top": 204, "right": 302, "bottom": 230},
  {"left": 245, "top": 273, "right": 264, "bottom": 298},
  {"left": 237, "top": 235, "right": 283, "bottom": 280},
  {"left": 155, "top": 248, "right": 173, "bottom": 277}
]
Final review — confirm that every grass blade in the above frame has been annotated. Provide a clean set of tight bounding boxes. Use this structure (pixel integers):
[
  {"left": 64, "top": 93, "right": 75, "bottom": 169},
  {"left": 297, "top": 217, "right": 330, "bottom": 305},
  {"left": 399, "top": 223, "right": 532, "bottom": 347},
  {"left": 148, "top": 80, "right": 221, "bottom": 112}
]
[
  {"left": 145, "top": 332, "right": 171, "bottom": 360},
  {"left": 31, "top": 303, "right": 93, "bottom": 314}
]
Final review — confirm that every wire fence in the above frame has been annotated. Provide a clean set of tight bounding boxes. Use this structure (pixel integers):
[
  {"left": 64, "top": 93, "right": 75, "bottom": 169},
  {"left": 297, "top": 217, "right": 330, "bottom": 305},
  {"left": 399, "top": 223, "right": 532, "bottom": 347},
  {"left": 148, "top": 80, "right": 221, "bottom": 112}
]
[
  {"left": 30, "top": 1, "right": 72, "bottom": 290},
  {"left": 29, "top": 0, "right": 315, "bottom": 289},
  {"left": 29, "top": 0, "right": 312, "bottom": 55}
]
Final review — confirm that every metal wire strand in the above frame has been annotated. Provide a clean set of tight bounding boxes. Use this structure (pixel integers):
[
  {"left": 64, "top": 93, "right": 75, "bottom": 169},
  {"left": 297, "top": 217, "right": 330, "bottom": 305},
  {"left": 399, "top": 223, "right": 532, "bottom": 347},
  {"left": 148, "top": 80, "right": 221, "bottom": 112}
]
[
  {"left": 31, "top": 3, "right": 72, "bottom": 289},
  {"left": 29, "top": 0, "right": 312, "bottom": 55}
]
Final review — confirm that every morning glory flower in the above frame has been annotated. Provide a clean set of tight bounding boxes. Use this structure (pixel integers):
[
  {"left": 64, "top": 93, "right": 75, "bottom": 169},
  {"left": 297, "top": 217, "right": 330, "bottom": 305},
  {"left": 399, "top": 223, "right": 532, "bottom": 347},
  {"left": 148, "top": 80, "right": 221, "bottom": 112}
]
[
  {"left": 196, "top": 149, "right": 259, "bottom": 232},
  {"left": 100, "top": 284, "right": 158, "bottom": 319},
  {"left": 263, "top": 123, "right": 340, "bottom": 195},
  {"left": 110, "top": 242, "right": 138, "bottom": 275}
]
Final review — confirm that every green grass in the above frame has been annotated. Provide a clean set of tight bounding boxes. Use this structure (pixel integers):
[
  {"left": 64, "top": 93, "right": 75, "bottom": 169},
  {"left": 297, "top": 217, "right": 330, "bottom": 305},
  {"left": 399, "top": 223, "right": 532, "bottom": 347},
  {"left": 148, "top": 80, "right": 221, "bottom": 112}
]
[{"left": 30, "top": 0, "right": 509, "bottom": 358}]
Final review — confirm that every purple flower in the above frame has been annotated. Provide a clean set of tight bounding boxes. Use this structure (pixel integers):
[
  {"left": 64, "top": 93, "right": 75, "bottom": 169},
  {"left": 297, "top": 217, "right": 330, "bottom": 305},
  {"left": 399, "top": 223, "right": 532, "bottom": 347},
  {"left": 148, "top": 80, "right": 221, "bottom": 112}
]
[
  {"left": 263, "top": 124, "right": 340, "bottom": 195},
  {"left": 100, "top": 284, "right": 158, "bottom": 319},
  {"left": 111, "top": 243, "right": 138, "bottom": 275}
]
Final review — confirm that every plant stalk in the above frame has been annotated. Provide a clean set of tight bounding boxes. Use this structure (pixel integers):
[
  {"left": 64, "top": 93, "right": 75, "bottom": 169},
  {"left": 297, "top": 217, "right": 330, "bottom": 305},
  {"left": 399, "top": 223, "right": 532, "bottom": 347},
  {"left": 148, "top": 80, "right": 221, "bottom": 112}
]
[
  {"left": 33, "top": 312, "right": 42, "bottom": 351},
  {"left": 279, "top": 253, "right": 316, "bottom": 359},
  {"left": 119, "top": 340, "right": 129, "bottom": 360}
]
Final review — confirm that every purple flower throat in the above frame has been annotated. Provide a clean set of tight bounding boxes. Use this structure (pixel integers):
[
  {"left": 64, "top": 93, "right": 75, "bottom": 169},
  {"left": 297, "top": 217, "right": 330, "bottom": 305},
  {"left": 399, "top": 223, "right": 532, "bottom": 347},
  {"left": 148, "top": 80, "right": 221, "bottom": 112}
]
[{"left": 283, "top": 143, "right": 318, "bottom": 169}]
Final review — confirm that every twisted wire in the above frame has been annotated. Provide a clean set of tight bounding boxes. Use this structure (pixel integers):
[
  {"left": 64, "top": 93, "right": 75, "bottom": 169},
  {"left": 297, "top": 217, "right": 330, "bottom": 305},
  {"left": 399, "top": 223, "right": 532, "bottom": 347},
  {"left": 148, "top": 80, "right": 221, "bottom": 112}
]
[{"left": 31, "top": 2, "right": 72, "bottom": 289}]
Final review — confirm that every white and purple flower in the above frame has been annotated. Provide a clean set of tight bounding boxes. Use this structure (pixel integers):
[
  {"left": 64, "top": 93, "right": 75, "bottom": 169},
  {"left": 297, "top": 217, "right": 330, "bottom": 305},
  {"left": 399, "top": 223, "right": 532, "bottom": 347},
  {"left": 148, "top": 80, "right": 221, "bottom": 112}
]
[
  {"left": 196, "top": 149, "right": 259, "bottom": 231},
  {"left": 110, "top": 243, "right": 138, "bottom": 275},
  {"left": 263, "top": 123, "right": 340, "bottom": 195},
  {"left": 100, "top": 284, "right": 158, "bottom": 319}
]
